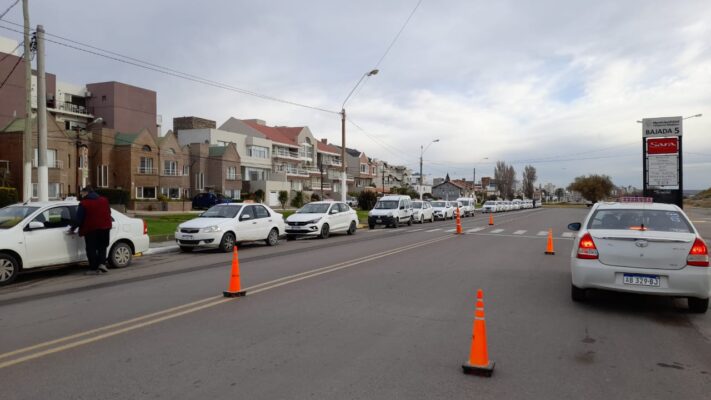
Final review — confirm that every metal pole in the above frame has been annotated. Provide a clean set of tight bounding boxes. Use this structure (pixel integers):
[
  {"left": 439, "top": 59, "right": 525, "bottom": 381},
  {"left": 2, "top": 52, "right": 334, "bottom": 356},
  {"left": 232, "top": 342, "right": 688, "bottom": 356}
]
[
  {"left": 340, "top": 109, "right": 347, "bottom": 202},
  {"left": 22, "top": 0, "right": 32, "bottom": 201},
  {"left": 419, "top": 145, "right": 423, "bottom": 200},
  {"left": 678, "top": 135, "right": 683, "bottom": 209},
  {"left": 36, "top": 25, "right": 48, "bottom": 201}
]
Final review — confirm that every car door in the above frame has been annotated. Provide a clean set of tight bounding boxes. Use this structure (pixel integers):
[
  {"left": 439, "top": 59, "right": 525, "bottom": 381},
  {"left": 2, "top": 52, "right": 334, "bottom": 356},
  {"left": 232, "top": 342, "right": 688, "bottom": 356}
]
[
  {"left": 23, "top": 205, "right": 80, "bottom": 267},
  {"left": 338, "top": 203, "right": 352, "bottom": 231},
  {"left": 253, "top": 205, "right": 273, "bottom": 239},
  {"left": 236, "top": 205, "right": 258, "bottom": 241}
]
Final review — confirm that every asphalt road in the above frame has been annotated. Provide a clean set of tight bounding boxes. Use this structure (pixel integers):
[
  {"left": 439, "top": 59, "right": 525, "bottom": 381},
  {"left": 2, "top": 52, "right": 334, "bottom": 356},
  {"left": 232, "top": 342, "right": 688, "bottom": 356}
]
[{"left": 1, "top": 207, "right": 710, "bottom": 399}]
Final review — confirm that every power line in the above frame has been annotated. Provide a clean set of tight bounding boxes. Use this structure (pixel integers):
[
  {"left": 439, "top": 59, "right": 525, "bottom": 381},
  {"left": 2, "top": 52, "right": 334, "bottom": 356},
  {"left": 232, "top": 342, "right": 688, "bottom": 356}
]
[
  {"left": 0, "top": 21, "right": 339, "bottom": 115},
  {"left": 0, "top": 50, "right": 22, "bottom": 92},
  {"left": 0, "top": 38, "right": 21, "bottom": 63},
  {"left": 0, "top": 0, "right": 19, "bottom": 20},
  {"left": 375, "top": 0, "right": 423, "bottom": 68}
]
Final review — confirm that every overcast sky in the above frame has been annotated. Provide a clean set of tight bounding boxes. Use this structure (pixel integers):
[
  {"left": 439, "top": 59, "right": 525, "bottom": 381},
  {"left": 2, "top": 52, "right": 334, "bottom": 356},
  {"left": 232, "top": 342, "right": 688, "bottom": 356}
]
[{"left": 3, "top": 0, "right": 710, "bottom": 189}]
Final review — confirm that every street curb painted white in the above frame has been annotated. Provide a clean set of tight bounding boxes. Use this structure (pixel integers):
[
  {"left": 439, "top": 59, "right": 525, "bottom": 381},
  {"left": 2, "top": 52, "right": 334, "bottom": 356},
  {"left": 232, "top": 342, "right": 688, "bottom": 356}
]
[{"left": 142, "top": 245, "right": 179, "bottom": 256}]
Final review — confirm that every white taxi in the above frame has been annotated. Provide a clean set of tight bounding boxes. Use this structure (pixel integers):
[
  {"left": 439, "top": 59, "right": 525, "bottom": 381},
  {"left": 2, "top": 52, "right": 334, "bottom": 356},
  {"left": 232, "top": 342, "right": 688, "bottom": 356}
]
[
  {"left": 175, "top": 203, "right": 285, "bottom": 252},
  {"left": 285, "top": 201, "right": 358, "bottom": 240},
  {"left": 0, "top": 201, "right": 149, "bottom": 286},
  {"left": 568, "top": 199, "right": 710, "bottom": 313},
  {"left": 411, "top": 200, "right": 434, "bottom": 223}
]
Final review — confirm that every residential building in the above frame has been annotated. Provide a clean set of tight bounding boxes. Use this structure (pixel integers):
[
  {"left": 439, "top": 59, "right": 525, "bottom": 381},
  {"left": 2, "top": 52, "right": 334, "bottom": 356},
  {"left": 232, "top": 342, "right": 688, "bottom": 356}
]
[
  {"left": 157, "top": 131, "right": 191, "bottom": 200},
  {"left": 409, "top": 172, "right": 433, "bottom": 196},
  {"left": 432, "top": 175, "right": 475, "bottom": 200},
  {"left": 187, "top": 142, "right": 242, "bottom": 199},
  {"left": 86, "top": 81, "right": 160, "bottom": 136},
  {"left": 345, "top": 147, "right": 376, "bottom": 193}
]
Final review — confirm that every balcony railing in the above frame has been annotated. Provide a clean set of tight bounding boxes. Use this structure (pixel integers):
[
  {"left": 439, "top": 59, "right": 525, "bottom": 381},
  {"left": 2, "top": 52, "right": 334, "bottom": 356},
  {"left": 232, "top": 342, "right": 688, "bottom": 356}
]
[
  {"left": 226, "top": 174, "right": 242, "bottom": 181},
  {"left": 32, "top": 159, "right": 64, "bottom": 168},
  {"left": 47, "top": 100, "right": 93, "bottom": 116},
  {"left": 273, "top": 148, "right": 300, "bottom": 159},
  {"left": 137, "top": 166, "right": 157, "bottom": 175},
  {"left": 327, "top": 171, "right": 354, "bottom": 181},
  {"left": 311, "top": 182, "right": 332, "bottom": 190},
  {"left": 161, "top": 169, "right": 185, "bottom": 176}
]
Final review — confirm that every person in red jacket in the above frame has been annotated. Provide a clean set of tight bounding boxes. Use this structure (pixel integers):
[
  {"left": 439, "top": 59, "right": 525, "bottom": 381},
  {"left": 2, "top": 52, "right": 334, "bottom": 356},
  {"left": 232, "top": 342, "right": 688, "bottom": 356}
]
[{"left": 70, "top": 185, "right": 113, "bottom": 275}]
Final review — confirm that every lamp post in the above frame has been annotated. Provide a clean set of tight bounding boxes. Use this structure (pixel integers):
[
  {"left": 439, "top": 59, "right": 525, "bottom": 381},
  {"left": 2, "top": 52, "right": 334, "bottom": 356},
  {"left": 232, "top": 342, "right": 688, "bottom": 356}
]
[
  {"left": 340, "top": 69, "right": 379, "bottom": 202},
  {"left": 419, "top": 139, "right": 439, "bottom": 200}
]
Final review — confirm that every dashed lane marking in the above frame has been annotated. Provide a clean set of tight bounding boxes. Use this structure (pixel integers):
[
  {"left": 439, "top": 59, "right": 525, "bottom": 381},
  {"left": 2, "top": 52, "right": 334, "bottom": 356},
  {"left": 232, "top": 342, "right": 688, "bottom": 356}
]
[
  {"left": 445, "top": 228, "right": 457, "bottom": 233},
  {"left": 426, "top": 228, "right": 441, "bottom": 232},
  {"left": 513, "top": 230, "right": 526, "bottom": 235},
  {"left": 490, "top": 229, "right": 504, "bottom": 233},
  {"left": 537, "top": 231, "right": 548, "bottom": 236},
  {"left": 562, "top": 232, "right": 574, "bottom": 238},
  {"left": 466, "top": 227, "right": 485, "bottom": 233}
]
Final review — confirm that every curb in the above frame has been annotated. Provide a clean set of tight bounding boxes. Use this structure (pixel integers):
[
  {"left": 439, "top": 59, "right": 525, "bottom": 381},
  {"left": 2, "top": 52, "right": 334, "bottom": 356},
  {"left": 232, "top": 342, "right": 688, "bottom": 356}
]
[{"left": 142, "top": 245, "right": 180, "bottom": 256}]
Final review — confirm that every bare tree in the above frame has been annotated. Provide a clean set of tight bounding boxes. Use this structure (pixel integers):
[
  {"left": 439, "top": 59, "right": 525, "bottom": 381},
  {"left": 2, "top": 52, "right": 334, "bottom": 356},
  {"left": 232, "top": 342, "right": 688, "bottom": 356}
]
[
  {"left": 522, "top": 165, "right": 537, "bottom": 199},
  {"left": 494, "top": 161, "right": 516, "bottom": 200}
]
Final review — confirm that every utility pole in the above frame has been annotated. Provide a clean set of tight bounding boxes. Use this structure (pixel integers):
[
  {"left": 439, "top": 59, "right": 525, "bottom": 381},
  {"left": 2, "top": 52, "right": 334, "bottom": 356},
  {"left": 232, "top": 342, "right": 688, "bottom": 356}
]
[
  {"left": 22, "top": 0, "right": 32, "bottom": 201},
  {"left": 340, "top": 109, "right": 347, "bottom": 201},
  {"left": 419, "top": 146, "right": 423, "bottom": 200},
  {"left": 381, "top": 164, "right": 385, "bottom": 195},
  {"left": 36, "top": 25, "right": 48, "bottom": 201}
]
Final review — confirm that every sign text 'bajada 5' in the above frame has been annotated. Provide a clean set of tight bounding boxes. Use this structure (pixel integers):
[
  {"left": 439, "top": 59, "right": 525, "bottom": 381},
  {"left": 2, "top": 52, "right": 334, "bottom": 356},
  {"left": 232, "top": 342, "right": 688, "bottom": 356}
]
[{"left": 647, "top": 137, "right": 679, "bottom": 155}]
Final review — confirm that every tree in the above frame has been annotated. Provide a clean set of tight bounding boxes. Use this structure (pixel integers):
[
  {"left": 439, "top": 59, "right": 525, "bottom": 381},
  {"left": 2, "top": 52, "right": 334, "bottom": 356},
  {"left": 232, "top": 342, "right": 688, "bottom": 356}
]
[
  {"left": 278, "top": 190, "right": 288, "bottom": 209},
  {"left": 310, "top": 193, "right": 321, "bottom": 202},
  {"left": 555, "top": 188, "right": 566, "bottom": 201},
  {"left": 357, "top": 190, "right": 378, "bottom": 210},
  {"left": 522, "top": 165, "right": 537, "bottom": 199},
  {"left": 567, "top": 175, "right": 614, "bottom": 203},
  {"left": 254, "top": 189, "right": 265, "bottom": 203},
  {"left": 494, "top": 161, "right": 516, "bottom": 200},
  {"left": 290, "top": 191, "right": 304, "bottom": 208}
]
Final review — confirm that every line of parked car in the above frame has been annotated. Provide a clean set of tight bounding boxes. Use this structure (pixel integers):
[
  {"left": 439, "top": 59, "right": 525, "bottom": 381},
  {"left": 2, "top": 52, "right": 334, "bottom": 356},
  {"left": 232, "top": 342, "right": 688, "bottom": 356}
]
[
  {"left": 367, "top": 195, "right": 478, "bottom": 228},
  {"left": 481, "top": 198, "right": 539, "bottom": 213}
]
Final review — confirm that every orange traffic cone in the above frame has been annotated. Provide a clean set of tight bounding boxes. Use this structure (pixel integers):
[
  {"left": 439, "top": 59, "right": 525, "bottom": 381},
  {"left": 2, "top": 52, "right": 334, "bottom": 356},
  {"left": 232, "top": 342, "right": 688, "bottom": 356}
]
[
  {"left": 545, "top": 229, "right": 555, "bottom": 255},
  {"left": 462, "top": 289, "right": 495, "bottom": 377},
  {"left": 456, "top": 207, "right": 463, "bottom": 234},
  {"left": 488, "top": 214, "right": 494, "bottom": 226},
  {"left": 223, "top": 246, "right": 247, "bottom": 297}
]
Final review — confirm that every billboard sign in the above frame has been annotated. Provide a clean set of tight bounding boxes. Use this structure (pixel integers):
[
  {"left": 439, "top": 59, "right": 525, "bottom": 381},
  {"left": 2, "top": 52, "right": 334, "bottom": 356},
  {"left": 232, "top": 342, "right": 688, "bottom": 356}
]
[
  {"left": 647, "top": 154, "right": 679, "bottom": 189},
  {"left": 642, "top": 116, "right": 683, "bottom": 137},
  {"left": 647, "top": 137, "right": 679, "bottom": 155}
]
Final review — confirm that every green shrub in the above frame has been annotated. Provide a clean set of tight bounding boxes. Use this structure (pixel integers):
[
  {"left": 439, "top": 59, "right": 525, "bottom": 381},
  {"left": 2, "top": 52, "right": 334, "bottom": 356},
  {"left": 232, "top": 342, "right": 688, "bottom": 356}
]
[
  {"left": 357, "top": 190, "right": 378, "bottom": 210},
  {"left": 310, "top": 193, "right": 321, "bottom": 202},
  {"left": 278, "top": 190, "right": 289, "bottom": 209},
  {"left": 0, "top": 187, "right": 18, "bottom": 207},
  {"left": 254, "top": 189, "right": 265, "bottom": 203},
  {"left": 96, "top": 188, "right": 130, "bottom": 205},
  {"left": 290, "top": 191, "right": 304, "bottom": 208}
]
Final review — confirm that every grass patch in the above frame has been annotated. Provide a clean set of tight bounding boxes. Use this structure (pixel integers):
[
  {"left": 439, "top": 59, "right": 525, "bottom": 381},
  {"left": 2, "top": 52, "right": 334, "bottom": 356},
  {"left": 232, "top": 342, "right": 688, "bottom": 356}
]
[{"left": 142, "top": 213, "right": 196, "bottom": 238}]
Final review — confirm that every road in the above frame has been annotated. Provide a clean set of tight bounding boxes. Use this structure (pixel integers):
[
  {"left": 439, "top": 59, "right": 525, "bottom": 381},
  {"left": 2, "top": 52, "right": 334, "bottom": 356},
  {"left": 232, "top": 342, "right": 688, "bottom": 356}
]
[{"left": 1, "top": 207, "right": 710, "bottom": 399}]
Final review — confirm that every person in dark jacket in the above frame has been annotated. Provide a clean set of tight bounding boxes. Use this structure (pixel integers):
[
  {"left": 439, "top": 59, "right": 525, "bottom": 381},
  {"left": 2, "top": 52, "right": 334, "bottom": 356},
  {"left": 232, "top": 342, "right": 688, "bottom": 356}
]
[{"left": 70, "top": 185, "right": 113, "bottom": 275}]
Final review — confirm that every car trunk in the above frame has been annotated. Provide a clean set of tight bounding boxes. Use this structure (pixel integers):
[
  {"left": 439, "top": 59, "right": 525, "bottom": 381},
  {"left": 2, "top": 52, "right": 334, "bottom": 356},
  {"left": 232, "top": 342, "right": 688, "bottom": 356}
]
[{"left": 591, "top": 229, "right": 695, "bottom": 270}]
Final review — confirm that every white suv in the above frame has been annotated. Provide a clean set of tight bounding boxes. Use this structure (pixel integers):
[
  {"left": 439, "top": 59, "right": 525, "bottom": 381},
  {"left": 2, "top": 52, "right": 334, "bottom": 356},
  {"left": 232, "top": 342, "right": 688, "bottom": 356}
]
[{"left": 0, "top": 201, "right": 149, "bottom": 286}]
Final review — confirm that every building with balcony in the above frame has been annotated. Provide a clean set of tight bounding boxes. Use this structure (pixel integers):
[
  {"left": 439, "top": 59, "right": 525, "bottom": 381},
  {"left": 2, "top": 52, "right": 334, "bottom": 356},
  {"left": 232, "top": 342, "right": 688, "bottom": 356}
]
[
  {"left": 315, "top": 139, "right": 347, "bottom": 198},
  {"left": 345, "top": 147, "right": 376, "bottom": 193}
]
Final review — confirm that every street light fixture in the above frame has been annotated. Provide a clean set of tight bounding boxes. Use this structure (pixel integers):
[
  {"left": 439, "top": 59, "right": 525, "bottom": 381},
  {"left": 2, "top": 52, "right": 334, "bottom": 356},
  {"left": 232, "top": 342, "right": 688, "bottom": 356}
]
[
  {"left": 419, "top": 139, "right": 439, "bottom": 200},
  {"left": 339, "top": 69, "right": 379, "bottom": 202}
]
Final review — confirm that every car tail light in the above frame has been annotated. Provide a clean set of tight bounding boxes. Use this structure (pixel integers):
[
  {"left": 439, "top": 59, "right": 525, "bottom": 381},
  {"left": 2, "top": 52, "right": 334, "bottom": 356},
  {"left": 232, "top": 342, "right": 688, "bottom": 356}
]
[
  {"left": 143, "top": 219, "right": 148, "bottom": 235},
  {"left": 687, "top": 238, "right": 709, "bottom": 267},
  {"left": 577, "top": 233, "right": 599, "bottom": 259}
]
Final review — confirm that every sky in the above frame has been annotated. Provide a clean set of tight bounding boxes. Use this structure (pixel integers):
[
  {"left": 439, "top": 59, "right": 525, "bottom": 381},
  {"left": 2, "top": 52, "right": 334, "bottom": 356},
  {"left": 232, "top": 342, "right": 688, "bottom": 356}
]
[{"left": 1, "top": 0, "right": 710, "bottom": 189}]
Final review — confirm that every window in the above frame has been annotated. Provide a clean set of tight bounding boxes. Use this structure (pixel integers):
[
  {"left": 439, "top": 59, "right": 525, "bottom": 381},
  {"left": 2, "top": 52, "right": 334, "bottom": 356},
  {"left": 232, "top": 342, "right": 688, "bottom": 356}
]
[
  {"left": 31, "top": 206, "right": 73, "bottom": 229},
  {"left": 101, "top": 95, "right": 107, "bottom": 102},
  {"left": 31, "top": 183, "right": 61, "bottom": 199},
  {"left": 168, "top": 148, "right": 176, "bottom": 155},
  {"left": 164, "top": 160, "right": 177, "bottom": 176},
  {"left": 183, "top": 165, "right": 190, "bottom": 176},
  {"left": 139, "top": 157, "right": 154, "bottom": 174},
  {"left": 247, "top": 146, "right": 269, "bottom": 159},
  {"left": 195, "top": 172, "right": 205, "bottom": 190},
  {"left": 142, "top": 145, "right": 152, "bottom": 152},
  {"left": 254, "top": 205, "right": 270, "bottom": 219},
  {"left": 227, "top": 166, "right": 237, "bottom": 180},
  {"left": 360, "top": 164, "right": 367, "bottom": 173},
  {"left": 161, "top": 187, "right": 181, "bottom": 199},
  {"left": 97, "top": 165, "right": 108, "bottom": 188},
  {"left": 32, "top": 148, "right": 58, "bottom": 168},
  {"left": 338, "top": 203, "right": 350, "bottom": 212},
  {"left": 136, "top": 186, "right": 157, "bottom": 199},
  {"left": 240, "top": 206, "right": 255, "bottom": 220},
  {"left": 245, "top": 167, "right": 267, "bottom": 181}
]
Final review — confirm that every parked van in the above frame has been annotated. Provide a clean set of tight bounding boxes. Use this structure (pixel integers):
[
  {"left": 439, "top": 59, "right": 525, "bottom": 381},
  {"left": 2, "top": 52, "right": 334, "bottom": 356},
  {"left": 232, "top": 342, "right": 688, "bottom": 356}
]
[
  {"left": 456, "top": 197, "right": 477, "bottom": 217},
  {"left": 368, "top": 195, "right": 413, "bottom": 228}
]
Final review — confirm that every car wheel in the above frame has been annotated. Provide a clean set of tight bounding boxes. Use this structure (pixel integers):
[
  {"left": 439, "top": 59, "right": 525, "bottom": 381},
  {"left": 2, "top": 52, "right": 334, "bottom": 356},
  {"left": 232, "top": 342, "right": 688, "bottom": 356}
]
[
  {"left": 319, "top": 223, "right": 330, "bottom": 239},
  {"left": 393, "top": 218, "right": 399, "bottom": 228},
  {"left": 0, "top": 253, "right": 20, "bottom": 286},
  {"left": 571, "top": 284, "right": 587, "bottom": 302},
  {"left": 368, "top": 224, "right": 375, "bottom": 230},
  {"left": 419, "top": 215, "right": 424, "bottom": 224},
  {"left": 219, "top": 232, "right": 236, "bottom": 253},
  {"left": 265, "top": 228, "right": 279, "bottom": 246},
  {"left": 109, "top": 241, "right": 133, "bottom": 268},
  {"left": 179, "top": 246, "right": 194, "bottom": 252},
  {"left": 407, "top": 216, "right": 412, "bottom": 226},
  {"left": 688, "top": 297, "right": 709, "bottom": 313},
  {"left": 347, "top": 221, "right": 357, "bottom": 235},
  {"left": 430, "top": 215, "right": 434, "bottom": 223}
]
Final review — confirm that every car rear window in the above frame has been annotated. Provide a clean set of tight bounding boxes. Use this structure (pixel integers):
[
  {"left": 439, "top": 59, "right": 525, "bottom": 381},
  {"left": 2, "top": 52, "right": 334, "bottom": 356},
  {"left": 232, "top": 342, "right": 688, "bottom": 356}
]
[{"left": 587, "top": 209, "right": 692, "bottom": 233}]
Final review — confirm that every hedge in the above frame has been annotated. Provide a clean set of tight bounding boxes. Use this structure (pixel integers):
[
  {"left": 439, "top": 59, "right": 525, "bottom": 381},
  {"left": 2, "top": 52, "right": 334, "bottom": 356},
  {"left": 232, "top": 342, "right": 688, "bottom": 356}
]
[
  {"left": 0, "top": 187, "right": 18, "bottom": 208},
  {"left": 95, "top": 188, "right": 130, "bottom": 205}
]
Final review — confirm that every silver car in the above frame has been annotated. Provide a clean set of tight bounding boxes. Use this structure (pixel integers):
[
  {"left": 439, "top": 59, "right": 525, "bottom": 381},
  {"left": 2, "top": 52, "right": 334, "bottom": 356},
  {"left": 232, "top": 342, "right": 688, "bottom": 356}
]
[{"left": 568, "top": 201, "right": 710, "bottom": 313}]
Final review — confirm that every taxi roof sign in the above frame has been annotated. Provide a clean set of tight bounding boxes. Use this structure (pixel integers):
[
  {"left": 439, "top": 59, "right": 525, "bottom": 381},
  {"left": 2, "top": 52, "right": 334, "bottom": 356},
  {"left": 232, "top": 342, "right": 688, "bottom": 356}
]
[{"left": 619, "top": 197, "right": 653, "bottom": 203}]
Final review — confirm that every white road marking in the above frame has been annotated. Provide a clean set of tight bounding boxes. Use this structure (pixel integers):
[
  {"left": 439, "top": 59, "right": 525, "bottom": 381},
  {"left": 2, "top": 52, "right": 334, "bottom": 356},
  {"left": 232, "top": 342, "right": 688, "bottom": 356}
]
[
  {"left": 445, "top": 228, "right": 457, "bottom": 233},
  {"left": 537, "top": 231, "right": 548, "bottom": 236},
  {"left": 426, "top": 228, "right": 441, "bottom": 232},
  {"left": 466, "top": 227, "right": 485, "bottom": 233},
  {"left": 490, "top": 229, "right": 504, "bottom": 233},
  {"left": 562, "top": 232, "right": 574, "bottom": 238},
  {"left": 409, "top": 228, "right": 424, "bottom": 232},
  {"left": 513, "top": 230, "right": 527, "bottom": 235}
]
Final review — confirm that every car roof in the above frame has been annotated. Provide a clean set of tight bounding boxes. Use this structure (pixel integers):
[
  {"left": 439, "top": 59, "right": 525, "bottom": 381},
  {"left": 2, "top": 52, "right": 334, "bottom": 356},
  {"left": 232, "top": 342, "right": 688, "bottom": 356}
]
[
  {"left": 9, "top": 201, "right": 79, "bottom": 207},
  {"left": 306, "top": 201, "right": 340, "bottom": 204},
  {"left": 593, "top": 202, "right": 681, "bottom": 211}
]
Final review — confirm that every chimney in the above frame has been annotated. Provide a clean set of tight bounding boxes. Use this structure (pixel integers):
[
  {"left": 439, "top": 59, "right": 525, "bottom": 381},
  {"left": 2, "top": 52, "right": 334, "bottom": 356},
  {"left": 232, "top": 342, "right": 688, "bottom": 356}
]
[{"left": 321, "top": 138, "right": 328, "bottom": 144}]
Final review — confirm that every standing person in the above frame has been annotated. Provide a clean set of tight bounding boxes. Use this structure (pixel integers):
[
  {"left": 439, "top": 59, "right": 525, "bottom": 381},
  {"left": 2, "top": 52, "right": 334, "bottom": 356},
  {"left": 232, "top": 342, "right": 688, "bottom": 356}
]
[{"left": 70, "top": 185, "right": 113, "bottom": 275}]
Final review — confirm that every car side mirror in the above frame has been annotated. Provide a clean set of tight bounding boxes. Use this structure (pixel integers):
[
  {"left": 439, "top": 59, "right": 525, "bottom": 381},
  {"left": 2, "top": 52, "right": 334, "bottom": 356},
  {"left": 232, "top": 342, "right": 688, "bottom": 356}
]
[
  {"left": 399, "top": 206, "right": 405, "bottom": 210},
  {"left": 240, "top": 214, "right": 252, "bottom": 221},
  {"left": 28, "top": 221, "right": 45, "bottom": 230},
  {"left": 567, "top": 222, "right": 581, "bottom": 231},
  {"left": 330, "top": 209, "right": 338, "bottom": 214}
]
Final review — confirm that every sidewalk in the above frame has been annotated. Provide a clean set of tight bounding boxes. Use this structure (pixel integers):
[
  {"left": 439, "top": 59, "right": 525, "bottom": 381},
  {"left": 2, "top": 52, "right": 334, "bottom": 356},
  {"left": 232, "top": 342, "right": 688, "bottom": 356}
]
[{"left": 143, "top": 239, "right": 179, "bottom": 256}]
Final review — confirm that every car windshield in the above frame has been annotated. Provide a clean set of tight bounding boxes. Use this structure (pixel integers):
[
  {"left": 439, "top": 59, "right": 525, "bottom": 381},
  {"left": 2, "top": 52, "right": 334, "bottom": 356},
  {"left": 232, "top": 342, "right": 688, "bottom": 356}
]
[
  {"left": 297, "top": 203, "right": 330, "bottom": 214},
  {"left": 412, "top": 202, "right": 422, "bottom": 209},
  {"left": 374, "top": 200, "right": 399, "bottom": 209},
  {"left": 200, "top": 205, "right": 242, "bottom": 218},
  {"left": 431, "top": 201, "right": 446, "bottom": 207},
  {"left": 484, "top": 201, "right": 495, "bottom": 206},
  {"left": 459, "top": 200, "right": 470, "bottom": 206},
  {"left": 0, "top": 206, "right": 40, "bottom": 229},
  {"left": 587, "top": 209, "right": 693, "bottom": 233}
]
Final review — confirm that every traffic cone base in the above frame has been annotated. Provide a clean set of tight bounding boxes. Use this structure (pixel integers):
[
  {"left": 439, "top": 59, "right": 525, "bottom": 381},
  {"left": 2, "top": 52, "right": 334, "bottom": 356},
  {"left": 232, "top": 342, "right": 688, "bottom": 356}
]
[
  {"left": 462, "top": 361, "right": 495, "bottom": 377},
  {"left": 223, "top": 289, "right": 247, "bottom": 298}
]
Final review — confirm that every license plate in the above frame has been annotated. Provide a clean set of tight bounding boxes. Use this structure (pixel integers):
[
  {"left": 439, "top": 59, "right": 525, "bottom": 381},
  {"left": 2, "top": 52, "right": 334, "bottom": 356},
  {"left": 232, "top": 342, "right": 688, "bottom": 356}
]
[
  {"left": 376, "top": 219, "right": 382, "bottom": 223},
  {"left": 623, "top": 274, "right": 660, "bottom": 287},
  {"left": 182, "top": 234, "right": 193, "bottom": 240}
]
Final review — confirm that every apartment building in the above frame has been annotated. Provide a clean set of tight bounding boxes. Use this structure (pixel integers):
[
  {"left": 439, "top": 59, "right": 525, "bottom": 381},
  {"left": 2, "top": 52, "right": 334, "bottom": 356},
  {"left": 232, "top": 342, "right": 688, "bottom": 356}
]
[
  {"left": 345, "top": 147, "right": 376, "bottom": 192},
  {"left": 315, "top": 139, "right": 346, "bottom": 197},
  {"left": 372, "top": 160, "right": 413, "bottom": 193}
]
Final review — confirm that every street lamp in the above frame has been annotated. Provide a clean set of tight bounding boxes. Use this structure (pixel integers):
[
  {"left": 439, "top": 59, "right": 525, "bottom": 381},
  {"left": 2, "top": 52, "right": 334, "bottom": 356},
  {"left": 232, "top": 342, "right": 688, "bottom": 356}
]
[
  {"left": 419, "top": 139, "right": 439, "bottom": 200},
  {"left": 340, "top": 69, "right": 379, "bottom": 201}
]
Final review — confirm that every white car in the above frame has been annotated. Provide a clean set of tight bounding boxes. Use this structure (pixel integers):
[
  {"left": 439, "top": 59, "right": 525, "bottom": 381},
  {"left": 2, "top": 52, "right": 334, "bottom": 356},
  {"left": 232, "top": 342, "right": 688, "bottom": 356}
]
[
  {"left": 175, "top": 203, "right": 285, "bottom": 252},
  {"left": 431, "top": 201, "right": 455, "bottom": 220},
  {"left": 494, "top": 200, "right": 505, "bottom": 212},
  {"left": 512, "top": 199, "right": 522, "bottom": 210},
  {"left": 481, "top": 201, "right": 497, "bottom": 213},
  {"left": 411, "top": 200, "right": 434, "bottom": 223},
  {"left": 456, "top": 197, "right": 477, "bottom": 217},
  {"left": 568, "top": 200, "right": 710, "bottom": 313},
  {"left": 368, "top": 195, "right": 413, "bottom": 228},
  {"left": 285, "top": 201, "right": 358, "bottom": 239},
  {"left": 0, "top": 201, "right": 149, "bottom": 286}
]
